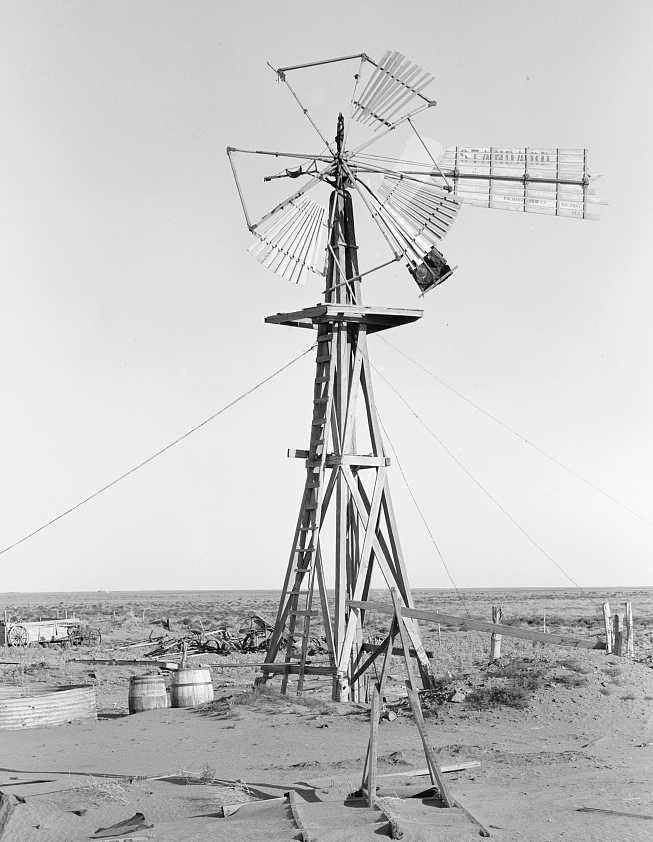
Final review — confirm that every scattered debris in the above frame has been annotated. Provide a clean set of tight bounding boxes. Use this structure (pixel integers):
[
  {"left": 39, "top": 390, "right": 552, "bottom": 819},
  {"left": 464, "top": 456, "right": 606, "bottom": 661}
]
[
  {"left": 91, "top": 811, "right": 153, "bottom": 838},
  {"left": 0, "top": 792, "right": 19, "bottom": 840},
  {"left": 577, "top": 806, "right": 653, "bottom": 821},
  {"left": 108, "top": 614, "right": 329, "bottom": 662},
  {"left": 581, "top": 735, "right": 607, "bottom": 749}
]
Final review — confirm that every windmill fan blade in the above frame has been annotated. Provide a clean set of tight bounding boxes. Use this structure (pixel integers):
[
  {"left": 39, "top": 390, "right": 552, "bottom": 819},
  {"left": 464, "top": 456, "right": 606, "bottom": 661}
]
[
  {"left": 377, "top": 174, "right": 462, "bottom": 259},
  {"left": 436, "top": 147, "right": 600, "bottom": 220},
  {"left": 248, "top": 198, "right": 326, "bottom": 285},
  {"left": 352, "top": 50, "right": 434, "bottom": 130}
]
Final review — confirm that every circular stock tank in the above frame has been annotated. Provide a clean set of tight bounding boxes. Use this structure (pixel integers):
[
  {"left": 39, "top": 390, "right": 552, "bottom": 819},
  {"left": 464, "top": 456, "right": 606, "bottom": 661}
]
[
  {"left": 128, "top": 675, "right": 169, "bottom": 714},
  {"left": 0, "top": 685, "right": 96, "bottom": 730},
  {"left": 169, "top": 668, "right": 214, "bottom": 707}
]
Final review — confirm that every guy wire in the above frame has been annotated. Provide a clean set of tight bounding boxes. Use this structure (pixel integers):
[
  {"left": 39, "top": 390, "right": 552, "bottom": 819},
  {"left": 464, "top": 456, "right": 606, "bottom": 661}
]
[
  {"left": 372, "top": 362, "right": 583, "bottom": 591},
  {"left": 378, "top": 335, "right": 653, "bottom": 530},
  {"left": 0, "top": 344, "right": 317, "bottom": 558},
  {"left": 378, "top": 412, "right": 471, "bottom": 616}
]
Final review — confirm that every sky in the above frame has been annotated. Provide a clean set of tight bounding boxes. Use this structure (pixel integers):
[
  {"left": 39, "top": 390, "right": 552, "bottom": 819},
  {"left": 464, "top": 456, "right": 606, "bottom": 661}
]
[{"left": 0, "top": 0, "right": 651, "bottom": 592}]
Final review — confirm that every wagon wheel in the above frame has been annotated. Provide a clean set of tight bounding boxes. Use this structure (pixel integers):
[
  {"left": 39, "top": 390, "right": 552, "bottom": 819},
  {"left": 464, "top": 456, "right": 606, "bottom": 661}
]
[
  {"left": 7, "top": 624, "right": 28, "bottom": 646},
  {"left": 67, "top": 626, "right": 84, "bottom": 647},
  {"left": 88, "top": 627, "right": 102, "bottom": 646}
]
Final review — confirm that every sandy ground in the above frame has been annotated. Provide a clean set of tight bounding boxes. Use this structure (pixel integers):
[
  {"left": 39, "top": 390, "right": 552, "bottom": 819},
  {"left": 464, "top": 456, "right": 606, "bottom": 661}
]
[
  {"left": 1, "top": 590, "right": 652, "bottom": 840},
  {"left": 1, "top": 648, "right": 652, "bottom": 841}
]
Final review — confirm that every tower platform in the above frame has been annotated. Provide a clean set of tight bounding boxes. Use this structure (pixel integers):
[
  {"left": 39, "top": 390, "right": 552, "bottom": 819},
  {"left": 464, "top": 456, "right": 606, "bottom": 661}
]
[{"left": 265, "top": 302, "right": 423, "bottom": 333}]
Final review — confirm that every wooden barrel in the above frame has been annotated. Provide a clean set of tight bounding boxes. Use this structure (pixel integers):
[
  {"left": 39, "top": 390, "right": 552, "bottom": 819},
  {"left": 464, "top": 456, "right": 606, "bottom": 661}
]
[
  {"left": 169, "top": 668, "right": 214, "bottom": 708},
  {"left": 128, "top": 675, "right": 169, "bottom": 714}
]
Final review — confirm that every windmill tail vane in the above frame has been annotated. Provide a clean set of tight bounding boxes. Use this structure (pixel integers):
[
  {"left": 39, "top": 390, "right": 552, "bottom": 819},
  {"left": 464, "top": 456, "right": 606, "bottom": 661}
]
[{"left": 224, "top": 50, "right": 601, "bottom": 706}]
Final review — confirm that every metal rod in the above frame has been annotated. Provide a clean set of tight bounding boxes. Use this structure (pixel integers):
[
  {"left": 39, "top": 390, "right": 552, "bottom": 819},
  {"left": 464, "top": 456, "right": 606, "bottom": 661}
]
[
  {"left": 276, "top": 53, "right": 367, "bottom": 74},
  {"left": 349, "top": 170, "right": 416, "bottom": 266},
  {"left": 252, "top": 163, "right": 335, "bottom": 231},
  {"left": 350, "top": 162, "right": 451, "bottom": 191},
  {"left": 276, "top": 70, "right": 335, "bottom": 155},
  {"left": 226, "top": 147, "right": 253, "bottom": 229},
  {"left": 363, "top": 180, "right": 422, "bottom": 260},
  {"left": 346, "top": 103, "right": 435, "bottom": 158},
  {"left": 322, "top": 256, "right": 400, "bottom": 295},
  {"left": 341, "top": 162, "right": 404, "bottom": 261},
  {"left": 227, "top": 146, "right": 333, "bottom": 163},
  {"left": 263, "top": 161, "right": 319, "bottom": 182},
  {"left": 380, "top": 169, "right": 590, "bottom": 188},
  {"left": 344, "top": 55, "right": 366, "bottom": 148}
]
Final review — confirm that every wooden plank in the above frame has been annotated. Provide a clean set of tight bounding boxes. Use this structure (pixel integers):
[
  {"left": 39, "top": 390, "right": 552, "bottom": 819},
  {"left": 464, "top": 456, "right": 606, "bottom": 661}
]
[
  {"left": 376, "top": 619, "right": 397, "bottom": 701},
  {"left": 374, "top": 796, "right": 403, "bottom": 839},
  {"left": 625, "top": 601, "right": 634, "bottom": 658},
  {"left": 334, "top": 324, "right": 349, "bottom": 690},
  {"left": 348, "top": 599, "right": 607, "bottom": 650},
  {"left": 67, "top": 657, "right": 182, "bottom": 670},
  {"left": 367, "top": 686, "right": 380, "bottom": 807},
  {"left": 452, "top": 797, "right": 491, "bottom": 837},
  {"left": 314, "top": 548, "right": 336, "bottom": 665},
  {"left": 286, "top": 790, "right": 313, "bottom": 842},
  {"left": 259, "top": 664, "right": 335, "bottom": 676},
  {"left": 490, "top": 605, "right": 502, "bottom": 661},
  {"left": 360, "top": 642, "right": 434, "bottom": 658},
  {"left": 336, "top": 470, "right": 386, "bottom": 675},
  {"left": 378, "top": 761, "right": 481, "bottom": 779},
  {"left": 613, "top": 613, "right": 624, "bottom": 656},
  {"left": 576, "top": 806, "right": 653, "bottom": 820},
  {"left": 288, "top": 450, "right": 392, "bottom": 468},
  {"left": 378, "top": 487, "right": 435, "bottom": 690},
  {"left": 602, "top": 601, "right": 613, "bottom": 654},
  {"left": 219, "top": 796, "right": 285, "bottom": 818},
  {"left": 303, "top": 761, "right": 481, "bottom": 789},
  {"left": 391, "top": 589, "right": 453, "bottom": 808},
  {"left": 265, "top": 303, "right": 423, "bottom": 333},
  {"left": 341, "top": 335, "right": 364, "bottom": 451}
]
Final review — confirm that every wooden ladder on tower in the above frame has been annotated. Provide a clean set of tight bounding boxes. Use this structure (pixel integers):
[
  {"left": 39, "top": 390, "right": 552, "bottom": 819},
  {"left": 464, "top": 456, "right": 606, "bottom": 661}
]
[{"left": 261, "top": 323, "right": 337, "bottom": 694}]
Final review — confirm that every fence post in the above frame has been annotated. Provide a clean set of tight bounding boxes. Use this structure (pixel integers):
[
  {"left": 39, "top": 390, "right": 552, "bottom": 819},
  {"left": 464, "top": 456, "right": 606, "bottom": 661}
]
[
  {"left": 490, "top": 605, "right": 502, "bottom": 661},
  {"left": 543, "top": 609, "right": 547, "bottom": 634},
  {"left": 613, "top": 613, "right": 624, "bottom": 656},
  {"left": 625, "top": 602, "right": 634, "bottom": 658},
  {"left": 602, "top": 602, "right": 612, "bottom": 654}
]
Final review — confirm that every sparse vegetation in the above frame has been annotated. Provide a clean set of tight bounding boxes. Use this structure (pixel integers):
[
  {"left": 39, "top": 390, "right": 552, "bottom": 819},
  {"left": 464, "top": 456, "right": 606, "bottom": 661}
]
[
  {"left": 492, "top": 659, "right": 547, "bottom": 691},
  {"left": 553, "top": 673, "right": 589, "bottom": 688},
  {"left": 466, "top": 686, "right": 529, "bottom": 710},
  {"left": 560, "top": 658, "right": 592, "bottom": 675},
  {"left": 199, "top": 762, "right": 217, "bottom": 784},
  {"left": 207, "top": 685, "right": 335, "bottom": 717},
  {"left": 71, "top": 778, "right": 129, "bottom": 804}
]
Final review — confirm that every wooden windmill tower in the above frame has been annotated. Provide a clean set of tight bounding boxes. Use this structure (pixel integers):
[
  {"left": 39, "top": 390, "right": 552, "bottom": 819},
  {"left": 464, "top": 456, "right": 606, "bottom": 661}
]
[{"left": 227, "top": 51, "right": 600, "bottom": 701}]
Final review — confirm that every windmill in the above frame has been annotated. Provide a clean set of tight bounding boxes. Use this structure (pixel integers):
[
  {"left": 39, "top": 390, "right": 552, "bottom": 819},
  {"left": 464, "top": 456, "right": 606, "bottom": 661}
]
[{"left": 227, "top": 50, "right": 600, "bottom": 702}]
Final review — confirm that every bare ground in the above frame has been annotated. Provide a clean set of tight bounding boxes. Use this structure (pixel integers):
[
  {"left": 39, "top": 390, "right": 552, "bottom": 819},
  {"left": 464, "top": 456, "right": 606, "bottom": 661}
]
[{"left": 0, "top": 589, "right": 652, "bottom": 840}]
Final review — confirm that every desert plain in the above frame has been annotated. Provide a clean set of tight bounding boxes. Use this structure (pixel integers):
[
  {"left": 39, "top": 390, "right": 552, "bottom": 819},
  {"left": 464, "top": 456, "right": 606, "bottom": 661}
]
[{"left": 0, "top": 586, "right": 651, "bottom": 841}]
